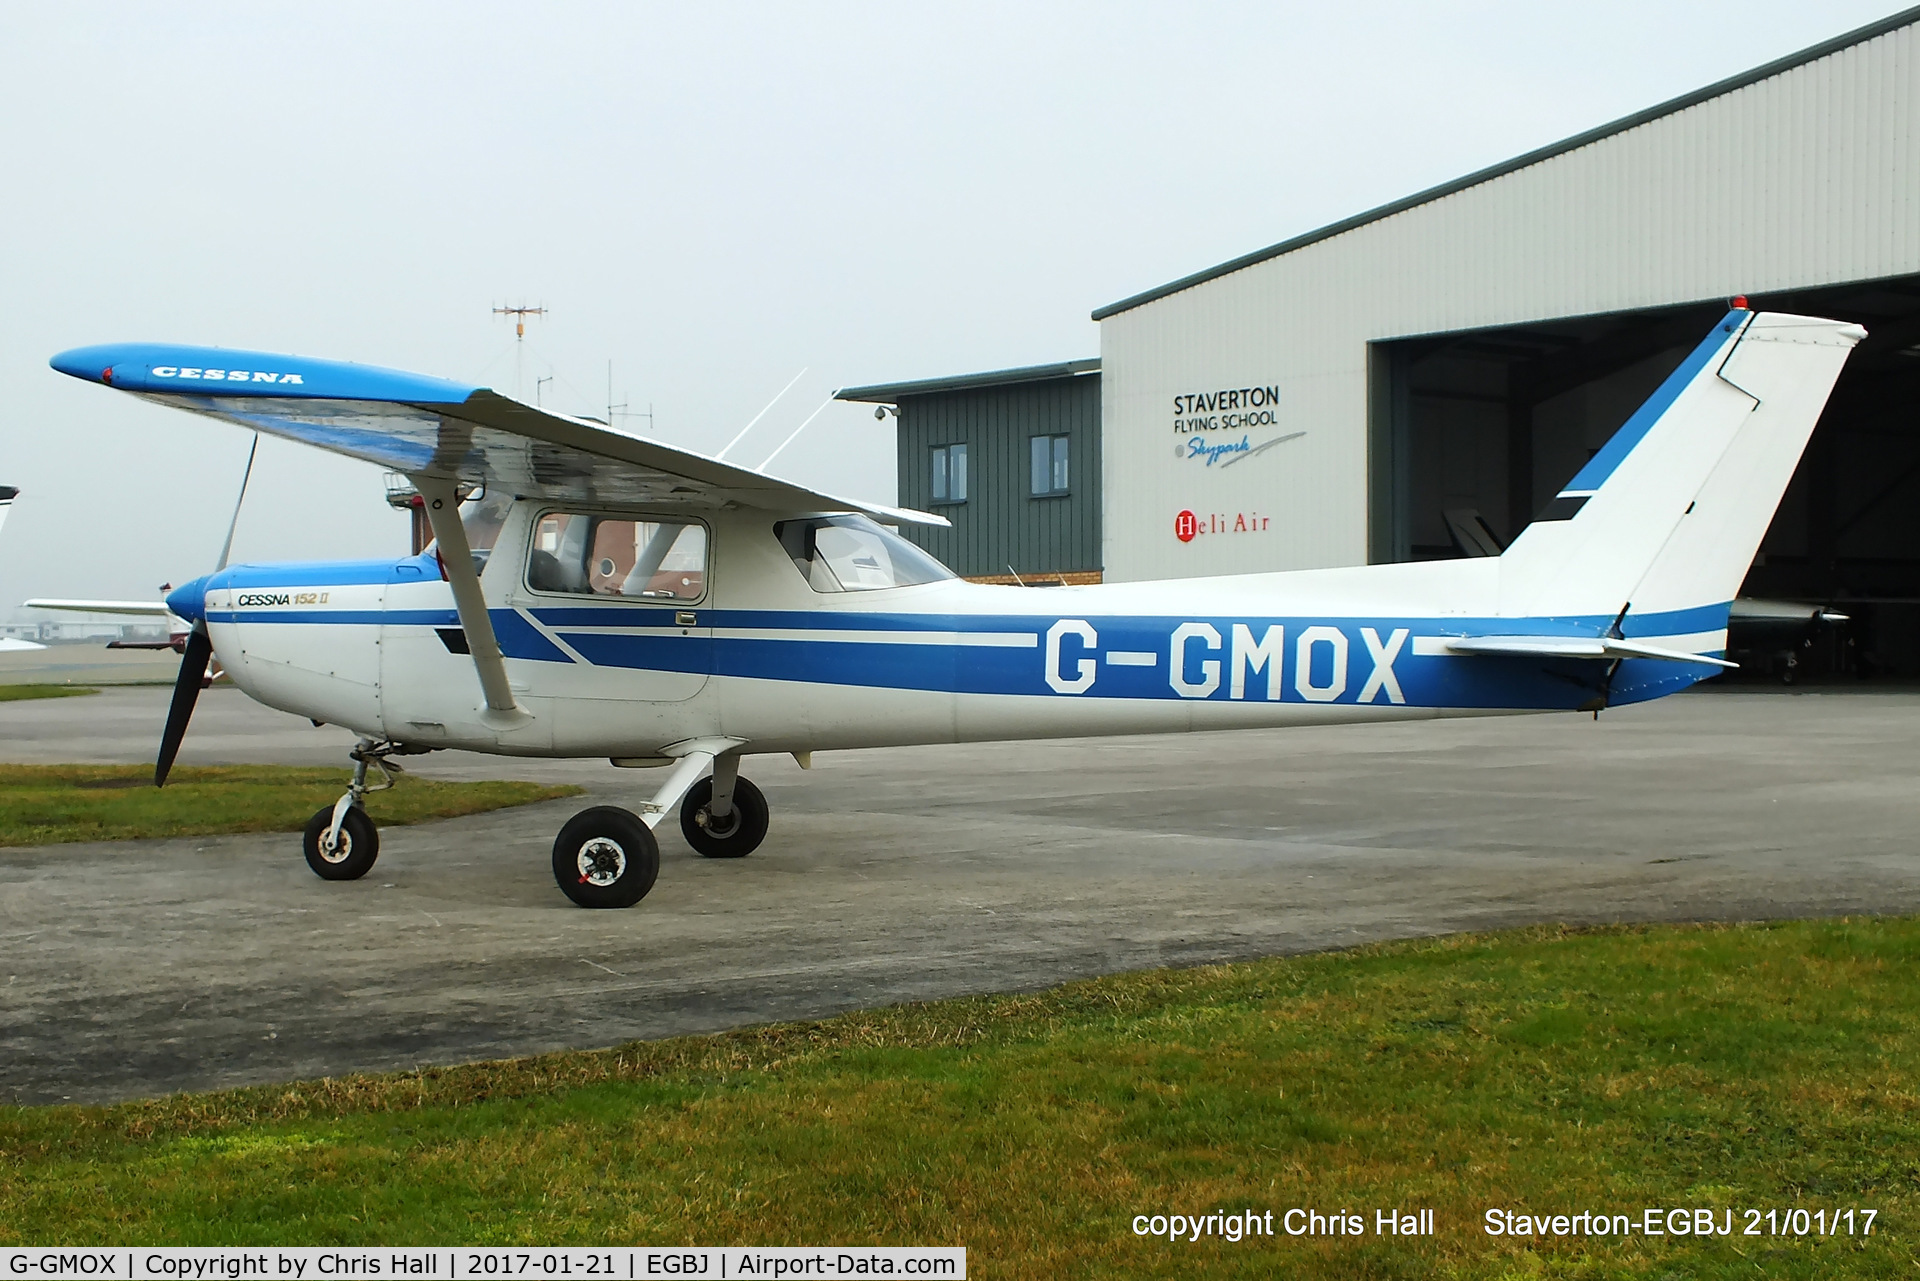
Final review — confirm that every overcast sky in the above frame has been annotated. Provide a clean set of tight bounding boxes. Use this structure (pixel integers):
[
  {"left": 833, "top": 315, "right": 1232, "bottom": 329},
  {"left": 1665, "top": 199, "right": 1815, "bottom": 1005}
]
[{"left": 0, "top": 1, "right": 1904, "bottom": 616}]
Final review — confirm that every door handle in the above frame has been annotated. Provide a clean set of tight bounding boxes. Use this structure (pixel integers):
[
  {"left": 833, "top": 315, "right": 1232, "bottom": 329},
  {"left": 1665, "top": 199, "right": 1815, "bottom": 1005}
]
[{"left": 675, "top": 610, "right": 697, "bottom": 626}]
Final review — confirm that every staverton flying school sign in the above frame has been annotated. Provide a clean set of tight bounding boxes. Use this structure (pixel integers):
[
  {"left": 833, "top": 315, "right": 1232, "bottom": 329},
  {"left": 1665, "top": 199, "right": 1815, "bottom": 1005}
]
[{"left": 1171, "top": 381, "right": 1302, "bottom": 466}]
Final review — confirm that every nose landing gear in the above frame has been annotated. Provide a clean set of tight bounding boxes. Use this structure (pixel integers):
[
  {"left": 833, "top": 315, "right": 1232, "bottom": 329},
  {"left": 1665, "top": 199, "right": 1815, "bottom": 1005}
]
[
  {"left": 304, "top": 804, "right": 379, "bottom": 880},
  {"left": 301, "top": 737, "right": 421, "bottom": 881}
]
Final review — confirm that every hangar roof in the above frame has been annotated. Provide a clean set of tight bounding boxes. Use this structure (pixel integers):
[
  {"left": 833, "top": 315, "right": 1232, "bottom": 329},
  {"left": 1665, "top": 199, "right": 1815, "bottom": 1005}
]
[
  {"left": 836, "top": 358, "right": 1099, "bottom": 404},
  {"left": 1091, "top": 5, "right": 1920, "bottom": 322}
]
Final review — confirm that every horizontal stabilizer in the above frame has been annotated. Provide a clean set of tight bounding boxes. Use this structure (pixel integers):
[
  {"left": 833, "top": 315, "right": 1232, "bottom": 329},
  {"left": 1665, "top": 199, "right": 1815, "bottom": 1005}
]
[{"left": 1443, "top": 635, "right": 1736, "bottom": 669}]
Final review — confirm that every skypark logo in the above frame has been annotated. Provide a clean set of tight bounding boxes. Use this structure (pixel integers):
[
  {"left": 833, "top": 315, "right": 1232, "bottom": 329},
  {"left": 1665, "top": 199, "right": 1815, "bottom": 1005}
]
[
  {"left": 150, "top": 367, "right": 304, "bottom": 384},
  {"left": 1045, "top": 619, "right": 1409, "bottom": 704}
]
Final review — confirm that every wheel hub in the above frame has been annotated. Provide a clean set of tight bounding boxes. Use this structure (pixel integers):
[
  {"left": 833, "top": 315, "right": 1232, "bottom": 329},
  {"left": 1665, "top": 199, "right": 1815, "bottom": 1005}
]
[
  {"left": 700, "top": 807, "right": 742, "bottom": 839},
  {"left": 576, "top": 836, "right": 628, "bottom": 886},
  {"left": 319, "top": 830, "right": 352, "bottom": 863}
]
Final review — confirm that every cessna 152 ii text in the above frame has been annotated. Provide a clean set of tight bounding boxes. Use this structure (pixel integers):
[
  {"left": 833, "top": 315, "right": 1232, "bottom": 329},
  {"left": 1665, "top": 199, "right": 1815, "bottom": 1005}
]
[{"left": 49, "top": 307, "right": 1861, "bottom": 907}]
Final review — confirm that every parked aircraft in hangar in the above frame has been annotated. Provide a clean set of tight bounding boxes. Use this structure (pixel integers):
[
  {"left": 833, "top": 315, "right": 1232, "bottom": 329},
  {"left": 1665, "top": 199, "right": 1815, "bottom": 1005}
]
[{"left": 47, "top": 307, "right": 1861, "bottom": 907}]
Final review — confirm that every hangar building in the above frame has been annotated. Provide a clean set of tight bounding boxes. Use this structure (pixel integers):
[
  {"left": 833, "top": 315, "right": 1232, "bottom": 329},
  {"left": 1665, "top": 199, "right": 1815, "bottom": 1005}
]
[{"left": 841, "top": 9, "right": 1920, "bottom": 672}]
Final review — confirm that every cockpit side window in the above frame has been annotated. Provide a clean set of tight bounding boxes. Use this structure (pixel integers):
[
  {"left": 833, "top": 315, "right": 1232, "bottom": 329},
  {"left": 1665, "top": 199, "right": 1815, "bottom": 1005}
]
[
  {"left": 774, "top": 515, "right": 955, "bottom": 593},
  {"left": 460, "top": 488, "right": 513, "bottom": 554},
  {"left": 526, "top": 513, "right": 708, "bottom": 600}
]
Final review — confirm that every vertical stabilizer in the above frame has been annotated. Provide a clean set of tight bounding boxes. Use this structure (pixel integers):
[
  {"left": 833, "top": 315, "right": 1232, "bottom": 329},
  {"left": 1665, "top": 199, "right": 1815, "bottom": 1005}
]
[{"left": 1497, "top": 311, "right": 1862, "bottom": 650}]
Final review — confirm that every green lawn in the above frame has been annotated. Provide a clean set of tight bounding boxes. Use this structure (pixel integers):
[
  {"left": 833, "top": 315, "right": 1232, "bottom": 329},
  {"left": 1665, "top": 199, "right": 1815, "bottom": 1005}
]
[
  {"left": 0, "top": 764, "right": 582, "bottom": 846},
  {"left": 1, "top": 918, "right": 1911, "bottom": 1277},
  {"left": 0, "top": 682, "right": 98, "bottom": 701}
]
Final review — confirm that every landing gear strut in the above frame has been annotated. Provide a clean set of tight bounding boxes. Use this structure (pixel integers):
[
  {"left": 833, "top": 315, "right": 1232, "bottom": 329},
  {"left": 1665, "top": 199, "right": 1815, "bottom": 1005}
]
[{"left": 301, "top": 738, "right": 421, "bottom": 881}]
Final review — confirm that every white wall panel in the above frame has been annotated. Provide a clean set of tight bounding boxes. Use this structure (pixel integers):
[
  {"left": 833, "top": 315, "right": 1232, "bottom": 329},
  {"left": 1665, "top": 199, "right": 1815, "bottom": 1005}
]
[{"left": 1101, "top": 22, "right": 1920, "bottom": 581}]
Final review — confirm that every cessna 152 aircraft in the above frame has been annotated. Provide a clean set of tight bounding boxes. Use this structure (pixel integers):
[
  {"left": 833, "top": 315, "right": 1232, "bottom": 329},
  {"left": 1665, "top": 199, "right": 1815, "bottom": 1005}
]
[{"left": 49, "top": 307, "right": 1861, "bottom": 907}]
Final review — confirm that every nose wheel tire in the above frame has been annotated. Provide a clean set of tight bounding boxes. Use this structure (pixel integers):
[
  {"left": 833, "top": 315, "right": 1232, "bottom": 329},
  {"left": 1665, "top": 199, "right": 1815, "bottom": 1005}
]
[
  {"left": 553, "top": 806, "right": 660, "bottom": 908},
  {"left": 679, "top": 776, "right": 769, "bottom": 859},
  {"left": 303, "top": 805, "right": 380, "bottom": 881}
]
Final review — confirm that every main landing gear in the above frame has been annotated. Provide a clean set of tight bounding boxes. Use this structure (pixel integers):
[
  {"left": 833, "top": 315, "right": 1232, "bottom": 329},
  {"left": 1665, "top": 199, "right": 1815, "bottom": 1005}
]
[
  {"left": 551, "top": 740, "right": 767, "bottom": 909},
  {"left": 552, "top": 807, "right": 659, "bottom": 908},
  {"left": 679, "top": 753, "right": 770, "bottom": 859}
]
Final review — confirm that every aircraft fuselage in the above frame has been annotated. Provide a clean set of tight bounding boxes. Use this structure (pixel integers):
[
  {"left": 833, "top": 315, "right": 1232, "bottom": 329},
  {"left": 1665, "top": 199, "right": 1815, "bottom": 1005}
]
[{"left": 179, "top": 505, "right": 1720, "bottom": 762}]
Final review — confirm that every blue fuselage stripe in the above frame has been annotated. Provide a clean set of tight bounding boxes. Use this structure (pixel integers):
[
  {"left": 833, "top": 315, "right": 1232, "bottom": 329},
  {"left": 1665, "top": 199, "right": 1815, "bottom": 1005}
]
[{"left": 206, "top": 601, "right": 1731, "bottom": 711}]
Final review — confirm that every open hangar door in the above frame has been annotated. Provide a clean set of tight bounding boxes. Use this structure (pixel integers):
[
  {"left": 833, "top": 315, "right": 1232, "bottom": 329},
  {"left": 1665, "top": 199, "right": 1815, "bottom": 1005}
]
[{"left": 1369, "top": 276, "right": 1920, "bottom": 681}]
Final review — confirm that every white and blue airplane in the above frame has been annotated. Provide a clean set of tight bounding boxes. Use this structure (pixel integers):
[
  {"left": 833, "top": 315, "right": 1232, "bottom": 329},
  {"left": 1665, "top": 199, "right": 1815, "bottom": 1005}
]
[{"left": 48, "top": 307, "right": 1861, "bottom": 907}]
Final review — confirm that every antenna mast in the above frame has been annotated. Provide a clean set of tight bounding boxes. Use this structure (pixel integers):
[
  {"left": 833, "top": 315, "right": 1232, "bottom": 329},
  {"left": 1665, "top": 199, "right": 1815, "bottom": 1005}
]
[
  {"left": 492, "top": 303, "right": 547, "bottom": 398},
  {"left": 606, "top": 359, "right": 654, "bottom": 433}
]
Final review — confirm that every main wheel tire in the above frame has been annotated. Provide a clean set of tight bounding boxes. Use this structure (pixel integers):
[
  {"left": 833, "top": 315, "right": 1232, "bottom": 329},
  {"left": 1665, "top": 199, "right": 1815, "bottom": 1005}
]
[
  {"left": 303, "top": 805, "right": 380, "bottom": 881},
  {"left": 679, "top": 776, "right": 769, "bottom": 859},
  {"left": 553, "top": 806, "right": 660, "bottom": 908}
]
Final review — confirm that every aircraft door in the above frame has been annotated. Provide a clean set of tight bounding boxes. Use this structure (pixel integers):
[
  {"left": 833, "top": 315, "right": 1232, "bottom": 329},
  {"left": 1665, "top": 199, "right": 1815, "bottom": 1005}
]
[{"left": 512, "top": 510, "right": 714, "bottom": 703}]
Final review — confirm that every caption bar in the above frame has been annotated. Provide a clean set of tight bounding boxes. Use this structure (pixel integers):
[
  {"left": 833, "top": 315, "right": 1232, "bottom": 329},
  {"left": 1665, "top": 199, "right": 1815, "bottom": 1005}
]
[{"left": 3, "top": 1250, "right": 965, "bottom": 1281}]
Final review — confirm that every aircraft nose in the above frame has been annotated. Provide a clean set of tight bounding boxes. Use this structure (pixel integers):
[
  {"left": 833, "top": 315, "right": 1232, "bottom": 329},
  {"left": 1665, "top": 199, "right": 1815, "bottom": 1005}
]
[{"left": 166, "top": 576, "right": 209, "bottom": 624}]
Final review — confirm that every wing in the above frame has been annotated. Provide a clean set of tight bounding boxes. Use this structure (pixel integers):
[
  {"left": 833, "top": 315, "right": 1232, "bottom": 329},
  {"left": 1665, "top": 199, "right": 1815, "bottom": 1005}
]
[{"left": 49, "top": 344, "right": 947, "bottom": 527}]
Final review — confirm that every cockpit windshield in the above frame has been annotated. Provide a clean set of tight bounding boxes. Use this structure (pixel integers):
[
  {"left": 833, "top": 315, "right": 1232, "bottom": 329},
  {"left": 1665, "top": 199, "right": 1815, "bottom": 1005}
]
[
  {"left": 418, "top": 485, "right": 510, "bottom": 574},
  {"left": 774, "top": 515, "right": 956, "bottom": 593}
]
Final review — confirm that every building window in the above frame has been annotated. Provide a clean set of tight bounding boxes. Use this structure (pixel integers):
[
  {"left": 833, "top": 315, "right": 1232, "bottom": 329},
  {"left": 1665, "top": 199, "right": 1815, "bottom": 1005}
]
[
  {"left": 931, "top": 442, "right": 968, "bottom": 503},
  {"left": 1030, "top": 434, "right": 1069, "bottom": 497}
]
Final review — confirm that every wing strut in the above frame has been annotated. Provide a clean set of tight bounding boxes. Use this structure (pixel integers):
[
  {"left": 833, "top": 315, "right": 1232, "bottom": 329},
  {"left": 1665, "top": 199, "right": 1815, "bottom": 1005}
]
[{"left": 413, "top": 475, "right": 532, "bottom": 727}]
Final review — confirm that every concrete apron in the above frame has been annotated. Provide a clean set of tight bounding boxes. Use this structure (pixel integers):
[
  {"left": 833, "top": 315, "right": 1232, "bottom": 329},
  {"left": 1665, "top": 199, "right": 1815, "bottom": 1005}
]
[{"left": 3, "top": 685, "right": 1918, "bottom": 1104}]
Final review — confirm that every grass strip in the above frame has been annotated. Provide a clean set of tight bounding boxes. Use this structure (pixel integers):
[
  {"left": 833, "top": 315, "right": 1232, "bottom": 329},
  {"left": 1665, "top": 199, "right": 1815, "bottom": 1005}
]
[
  {"left": 0, "top": 917, "right": 1913, "bottom": 1277},
  {"left": 0, "top": 764, "right": 581, "bottom": 846},
  {"left": 0, "top": 683, "right": 99, "bottom": 701}
]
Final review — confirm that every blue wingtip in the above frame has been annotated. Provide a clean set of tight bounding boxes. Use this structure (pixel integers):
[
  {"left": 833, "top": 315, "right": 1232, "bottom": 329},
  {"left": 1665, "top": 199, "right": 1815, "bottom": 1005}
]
[
  {"left": 48, "top": 342, "right": 479, "bottom": 403},
  {"left": 50, "top": 345, "right": 119, "bottom": 384}
]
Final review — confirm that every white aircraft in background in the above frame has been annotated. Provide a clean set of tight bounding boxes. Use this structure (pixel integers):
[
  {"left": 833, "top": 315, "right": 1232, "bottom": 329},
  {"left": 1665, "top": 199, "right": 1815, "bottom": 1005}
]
[
  {"left": 21, "top": 595, "right": 188, "bottom": 647},
  {"left": 0, "top": 485, "right": 46, "bottom": 652},
  {"left": 48, "top": 307, "right": 1861, "bottom": 908}
]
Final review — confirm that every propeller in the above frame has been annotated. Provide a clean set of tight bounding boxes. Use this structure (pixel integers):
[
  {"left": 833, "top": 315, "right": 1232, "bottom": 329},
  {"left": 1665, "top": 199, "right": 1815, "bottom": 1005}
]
[
  {"left": 155, "top": 621, "right": 211, "bottom": 787},
  {"left": 153, "top": 434, "right": 258, "bottom": 788}
]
